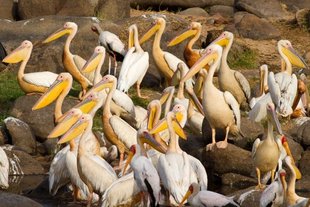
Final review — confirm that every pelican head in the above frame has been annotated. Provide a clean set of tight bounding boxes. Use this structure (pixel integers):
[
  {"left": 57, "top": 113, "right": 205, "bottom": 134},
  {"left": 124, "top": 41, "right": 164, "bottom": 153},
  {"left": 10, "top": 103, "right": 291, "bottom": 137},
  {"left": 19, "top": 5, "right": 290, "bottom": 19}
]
[
  {"left": 43, "top": 22, "right": 78, "bottom": 43},
  {"left": 82, "top": 46, "right": 106, "bottom": 73},
  {"left": 168, "top": 22, "right": 201, "bottom": 47},
  {"left": 58, "top": 113, "right": 92, "bottom": 144},
  {"left": 179, "top": 183, "right": 200, "bottom": 206},
  {"left": 32, "top": 73, "right": 72, "bottom": 110},
  {"left": 266, "top": 102, "right": 282, "bottom": 135},
  {"left": 48, "top": 108, "right": 83, "bottom": 138},
  {"left": 139, "top": 17, "right": 166, "bottom": 45},
  {"left": 181, "top": 44, "right": 222, "bottom": 83},
  {"left": 278, "top": 40, "right": 307, "bottom": 68},
  {"left": 147, "top": 100, "right": 161, "bottom": 131},
  {"left": 83, "top": 75, "right": 117, "bottom": 97},
  {"left": 3, "top": 40, "right": 32, "bottom": 63},
  {"left": 259, "top": 64, "right": 269, "bottom": 94},
  {"left": 211, "top": 31, "right": 233, "bottom": 47},
  {"left": 172, "top": 104, "right": 187, "bottom": 127},
  {"left": 279, "top": 169, "right": 287, "bottom": 189},
  {"left": 128, "top": 24, "right": 138, "bottom": 48},
  {"left": 73, "top": 91, "right": 104, "bottom": 115}
]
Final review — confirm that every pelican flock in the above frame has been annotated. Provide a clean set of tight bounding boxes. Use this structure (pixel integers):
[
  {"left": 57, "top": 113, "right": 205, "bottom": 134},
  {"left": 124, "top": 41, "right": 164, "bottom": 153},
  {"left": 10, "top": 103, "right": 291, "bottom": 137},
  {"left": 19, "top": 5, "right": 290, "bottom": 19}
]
[{"left": 1, "top": 12, "right": 310, "bottom": 207}]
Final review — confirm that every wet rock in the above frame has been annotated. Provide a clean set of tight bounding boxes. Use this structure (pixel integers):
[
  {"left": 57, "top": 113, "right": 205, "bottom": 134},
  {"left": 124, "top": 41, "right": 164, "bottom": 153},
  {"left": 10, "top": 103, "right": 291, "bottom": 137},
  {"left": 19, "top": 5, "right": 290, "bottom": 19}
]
[
  {"left": 3, "top": 147, "right": 45, "bottom": 175},
  {"left": 202, "top": 143, "right": 254, "bottom": 177},
  {"left": 235, "top": 0, "right": 290, "bottom": 19},
  {"left": 4, "top": 117, "right": 36, "bottom": 154},
  {"left": 130, "top": 0, "right": 235, "bottom": 10},
  {"left": 43, "top": 139, "right": 59, "bottom": 155},
  {"left": 296, "top": 175, "right": 310, "bottom": 196},
  {"left": 233, "top": 187, "right": 261, "bottom": 207},
  {"left": 296, "top": 120, "right": 310, "bottom": 147},
  {"left": 9, "top": 94, "right": 79, "bottom": 140},
  {"left": 299, "top": 150, "right": 310, "bottom": 177},
  {"left": 0, "top": 0, "right": 15, "bottom": 20},
  {"left": 296, "top": 9, "right": 310, "bottom": 31},
  {"left": 7, "top": 175, "right": 46, "bottom": 195},
  {"left": 235, "top": 13, "right": 281, "bottom": 40},
  {"left": 209, "top": 5, "right": 234, "bottom": 18},
  {"left": 0, "top": 191, "right": 42, "bottom": 207},
  {"left": 178, "top": 7, "right": 209, "bottom": 17},
  {"left": 221, "top": 173, "right": 257, "bottom": 188}
]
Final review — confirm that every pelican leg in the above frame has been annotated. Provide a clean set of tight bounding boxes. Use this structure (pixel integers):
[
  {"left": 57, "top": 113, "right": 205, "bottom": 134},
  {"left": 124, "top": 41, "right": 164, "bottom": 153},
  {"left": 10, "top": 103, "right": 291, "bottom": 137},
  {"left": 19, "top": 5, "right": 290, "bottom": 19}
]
[
  {"left": 255, "top": 168, "right": 265, "bottom": 190},
  {"left": 86, "top": 185, "right": 94, "bottom": 207},
  {"left": 72, "top": 184, "right": 79, "bottom": 202},
  {"left": 136, "top": 82, "right": 147, "bottom": 99},
  {"left": 113, "top": 53, "right": 117, "bottom": 76},
  {"left": 114, "top": 151, "right": 124, "bottom": 171},
  {"left": 206, "top": 128, "right": 216, "bottom": 151},
  {"left": 78, "top": 88, "right": 87, "bottom": 101},
  {"left": 216, "top": 126, "right": 229, "bottom": 149},
  {"left": 108, "top": 56, "right": 111, "bottom": 75},
  {"left": 271, "top": 169, "right": 276, "bottom": 182}
]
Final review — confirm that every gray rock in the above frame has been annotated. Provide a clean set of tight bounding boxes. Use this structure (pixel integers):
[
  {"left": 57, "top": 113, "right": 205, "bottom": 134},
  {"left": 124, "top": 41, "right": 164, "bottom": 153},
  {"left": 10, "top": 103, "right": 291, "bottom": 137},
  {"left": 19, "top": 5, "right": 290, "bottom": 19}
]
[
  {"left": 281, "top": 0, "right": 310, "bottom": 12},
  {"left": 209, "top": 5, "right": 234, "bottom": 18},
  {"left": 236, "top": 0, "right": 291, "bottom": 19},
  {"left": 222, "top": 173, "right": 257, "bottom": 188},
  {"left": 4, "top": 117, "right": 36, "bottom": 154},
  {"left": 9, "top": 94, "right": 79, "bottom": 140},
  {"left": 296, "top": 175, "right": 310, "bottom": 197},
  {"left": 95, "top": 0, "right": 130, "bottom": 21},
  {"left": 130, "top": 0, "right": 235, "bottom": 9},
  {"left": 296, "top": 120, "right": 310, "bottom": 147},
  {"left": 2, "top": 146, "right": 45, "bottom": 175},
  {"left": 233, "top": 186, "right": 261, "bottom": 207},
  {"left": 235, "top": 14, "right": 281, "bottom": 40},
  {"left": 178, "top": 7, "right": 209, "bottom": 17},
  {"left": 296, "top": 9, "right": 310, "bottom": 31},
  {"left": 285, "top": 135, "right": 304, "bottom": 164},
  {"left": 299, "top": 150, "right": 310, "bottom": 177},
  {"left": 0, "top": 191, "right": 42, "bottom": 207},
  {"left": 0, "top": 127, "right": 8, "bottom": 145},
  {"left": 0, "top": 0, "right": 15, "bottom": 20},
  {"left": 234, "top": 11, "right": 249, "bottom": 24}
]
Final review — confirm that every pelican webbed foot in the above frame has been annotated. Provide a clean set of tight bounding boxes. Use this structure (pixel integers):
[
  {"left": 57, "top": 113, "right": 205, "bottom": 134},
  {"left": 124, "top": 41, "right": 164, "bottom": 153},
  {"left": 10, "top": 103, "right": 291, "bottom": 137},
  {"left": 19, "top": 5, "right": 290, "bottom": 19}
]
[
  {"left": 255, "top": 184, "right": 266, "bottom": 191},
  {"left": 206, "top": 143, "right": 216, "bottom": 151},
  {"left": 216, "top": 140, "right": 228, "bottom": 149}
]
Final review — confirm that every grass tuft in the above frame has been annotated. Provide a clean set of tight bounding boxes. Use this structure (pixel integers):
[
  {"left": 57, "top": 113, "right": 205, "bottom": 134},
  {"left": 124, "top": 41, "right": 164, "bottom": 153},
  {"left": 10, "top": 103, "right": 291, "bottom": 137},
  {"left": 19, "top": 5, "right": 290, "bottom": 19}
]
[{"left": 228, "top": 49, "right": 259, "bottom": 69}]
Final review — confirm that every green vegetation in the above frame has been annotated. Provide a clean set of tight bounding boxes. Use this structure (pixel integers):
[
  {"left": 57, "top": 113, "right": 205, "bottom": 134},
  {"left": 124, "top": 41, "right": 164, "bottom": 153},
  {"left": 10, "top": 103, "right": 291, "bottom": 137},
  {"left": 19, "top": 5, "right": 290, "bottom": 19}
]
[
  {"left": 0, "top": 71, "right": 23, "bottom": 124},
  {"left": 228, "top": 49, "right": 259, "bottom": 69}
]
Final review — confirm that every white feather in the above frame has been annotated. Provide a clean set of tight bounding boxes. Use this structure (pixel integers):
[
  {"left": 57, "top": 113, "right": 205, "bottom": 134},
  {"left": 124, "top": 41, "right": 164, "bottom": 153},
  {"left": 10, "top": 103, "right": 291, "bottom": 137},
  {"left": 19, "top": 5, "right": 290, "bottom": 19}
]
[
  {"left": 100, "top": 31, "right": 126, "bottom": 55},
  {"left": 110, "top": 116, "right": 137, "bottom": 148},
  {"left": 0, "top": 147, "right": 9, "bottom": 189},
  {"left": 23, "top": 71, "right": 58, "bottom": 87}
]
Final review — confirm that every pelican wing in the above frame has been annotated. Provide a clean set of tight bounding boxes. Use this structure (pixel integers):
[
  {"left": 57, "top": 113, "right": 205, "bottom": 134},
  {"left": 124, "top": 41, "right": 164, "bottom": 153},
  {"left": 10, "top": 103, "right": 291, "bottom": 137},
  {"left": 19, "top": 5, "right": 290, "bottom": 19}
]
[
  {"left": 251, "top": 138, "right": 261, "bottom": 159},
  {"left": 249, "top": 93, "right": 272, "bottom": 122},
  {"left": 188, "top": 155, "right": 208, "bottom": 190},
  {"left": 268, "top": 72, "right": 282, "bottom": 106},
  {"left": 73, "top": 54, "right": 86, "bottom": 70},
  {"left": 101, "top": 31, "right": 126, "bottom": 55},
  {"left": 49, "top": 145, "right": 70, "bottom": 195},
  {"left": 234, "top": 71, "right": 251, "bottom": 102},
  {"left": 23, "top": 71, "right": 58, "bottom": 87},
  {"left": 0, "top": 147, "right": 9, "bottom": 189},
  {"left": 260, "top": 181, "right": 280, "bottom": 207},
  {"left": 113, "top": 90, "right": 136, "bottom": 116},
  {"left": 223, "top": 91, "right": 241, "bottom": 128},
  {"left": 163, "top": 52, "right": 184, "bottom": 73},
  {"left": 110, "top": 116, "right": 137, "bottom": 148},
  {"left": 199, "top": 191, "right": 238, "bottom": 207},
  {"left": 118, "top": 47, "right": 136, "bottom": 84}
]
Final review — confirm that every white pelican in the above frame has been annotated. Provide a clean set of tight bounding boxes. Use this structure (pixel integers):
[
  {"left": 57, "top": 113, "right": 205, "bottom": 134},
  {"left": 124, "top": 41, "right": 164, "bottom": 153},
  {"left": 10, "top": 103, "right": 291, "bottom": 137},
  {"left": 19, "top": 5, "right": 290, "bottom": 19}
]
[
  {"left": 0, "top": 147, "right": 9, "bottom": 189},
  {"left": 58, "top": 113, "right": 117, "bottom": 207},
  {"left": 152, "top": 111, "right": 191, "bottom": 205},
  {"left": 250, "top": 64, "right": 269, "bottom": 109},
  {"left": 91, "top": 23, "right": 126, "bottom": 75},
  {"left": 284, "top": 156, "right": 309, "bottom": 207},
  {"left": 260, "top": 169, "right": 286, "bottom": 207},
  {"left": 211, "top": 31, "right": 251, "bottom": 107},
  {"left": 178, "top": 182, "right": 240, "bottom": 207},
  {"left": 117, "top": 24, "right": 149, "bottom": 98},
  {"left": 82, "top": 46, "right": 105, "bottom": 85},
  {"left": 139, "top": 17, "right": 188, "bottom": 84},
  {"left": 99, "top": 75, "right": 137, "bottom": 167},
  {"left": 252, "top": 103, "right": 283, "bottom": 189},
  {"left": 42, "top": 22, "right": 93, "bottom": 98},
  {"left": 100, "top": 172, "right": 141, "bottom": 207},
  {"left": 268, "top": 40, "right": 307, "bottom": 117},
  {"left": 181, "top": 44, "right": 243, "bottom": 150},
  {"left": 123, "top": 130, "right": 167, "bottom": 207},
  {"left": 2, "top": 40, "right": 58, "bottom": 94}
]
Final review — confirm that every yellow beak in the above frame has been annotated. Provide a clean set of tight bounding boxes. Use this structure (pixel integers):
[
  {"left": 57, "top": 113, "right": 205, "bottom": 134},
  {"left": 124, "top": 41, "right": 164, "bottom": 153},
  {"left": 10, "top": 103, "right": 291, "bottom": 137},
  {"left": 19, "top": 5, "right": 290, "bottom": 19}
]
[
  {"left": 128, "top": 29, "right": 134, "bottom": 49},
  {"left": 139, "top": 23, "right": 161, "bottom": 45},
  {"left": 185, "top": 86, "right": 205, "bottom": 116},
  {"left": 82, "top": 51, "right": 104, "bottom": 73},
  {"left": 281, "top": 46, "right": 307, "bottom": 68},
  {"left": 140, "top": 131, "right": 167, "bottom": 154},
  {"left": 42, "top": 28, "right": 71, "bottom": 44},
  {"left": 282, "top": 136, "right": 302, "bottom": 179},
  {"left": 122, "top": 150, "right": 134, "bottom": 175},
  {"left": 147, "top": 106, "right": 156, "bottom": 131},
  {"left": 32, "top": 78, "right": 69, "bottom": 110},
  {"left": 178, "top": 187, "right": 192, "bottom": 207},
  {"left": 84, "top": 81, "right": 113, "bottom": 98},
  {"left": 57, "top": 119, "right": 88, "bottom": 144},
  {"left": 168, "top": 29, "right": 196, "bottom": 47},
  {"left": 2, "top": 44, "right": 29, "bottom": 63}
]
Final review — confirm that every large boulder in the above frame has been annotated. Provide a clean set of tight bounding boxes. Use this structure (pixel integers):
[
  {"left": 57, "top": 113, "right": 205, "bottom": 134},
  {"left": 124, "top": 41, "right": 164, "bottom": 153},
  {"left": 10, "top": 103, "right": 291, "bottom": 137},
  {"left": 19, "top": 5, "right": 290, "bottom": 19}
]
[
  {"left": 296, "top": 9, "right": 310, "bottom": 31},
  {"left": 221, "top": 173, "right": 257, "bottom": 188},
  {"left": 17, "top": 0, "right": 130, "bottom": 21},
  {"left": 235, "top": 13, "right": 281, "bottom": 40},
  {"left": 296, "top": 120, "right": 310, "bottom": 148},
  {"left": 130, "top": 0, "right": 235, "bottom": 9},
  {"left": 296, "top": 176, "right": 310, "bottom": 197},
  {"left": 0, "top": 191, "right": 42, "bottom": 207},
  {"left": 280, "top": 0, "right": 310, "bottom": 12},
  {"left": 9, "top": 94, "right": 79, "bottom": 140},
  {"left": 0, "top": 0, "right": 15, "bottom": 20},
  {"left": 2, "top": 146, "right": 45, "bottom": 175},
  {"left": 299, "top": 150, "right": 310, "bottom": 177},
  {"left": 233, "top": 187, "right": 261, "bottom": 207},
  {"left": 209, "top": 5, "right": 235, "bottom": 18},
  {"left": 4, "top": 117, "right": 36, "bottom": 154},
  {"left": 178, "top": 7, "right": 210, "bottom": 17},
  {"left": 235, "top": 0, "right": 291, "bottom": 19}
]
